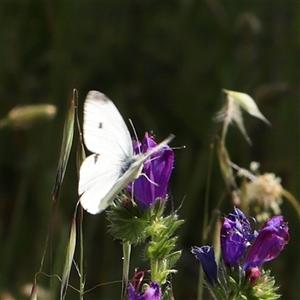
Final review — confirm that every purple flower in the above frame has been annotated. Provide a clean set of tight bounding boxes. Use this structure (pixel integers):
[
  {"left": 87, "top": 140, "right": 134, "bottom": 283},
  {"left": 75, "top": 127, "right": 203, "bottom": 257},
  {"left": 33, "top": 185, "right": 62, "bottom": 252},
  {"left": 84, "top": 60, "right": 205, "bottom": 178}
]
[
  {"left": 221, "top": 207, "right": 255, "bottom": 268},
  {"left": 191, "top": 246, "right": 218, "bottom": 285},
  {"left": 128, "top": 281, "right": 161, "bottom": 300},
  {"left": 126, "top": 132, "right": 174, "bottom": 208},
  {"left": 243, "top": 215, "right": 289, "bottom": 270}
]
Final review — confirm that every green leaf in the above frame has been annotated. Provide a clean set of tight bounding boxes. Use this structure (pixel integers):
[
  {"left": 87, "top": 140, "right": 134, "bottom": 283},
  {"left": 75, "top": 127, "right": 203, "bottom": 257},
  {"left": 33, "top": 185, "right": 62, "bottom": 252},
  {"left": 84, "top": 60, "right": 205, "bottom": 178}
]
[
  {"left": 164, "top": 250, "right": 182, "bottom": 269},
  {"left": 106, "top": 196, "right": 148, "bottom": 244}
]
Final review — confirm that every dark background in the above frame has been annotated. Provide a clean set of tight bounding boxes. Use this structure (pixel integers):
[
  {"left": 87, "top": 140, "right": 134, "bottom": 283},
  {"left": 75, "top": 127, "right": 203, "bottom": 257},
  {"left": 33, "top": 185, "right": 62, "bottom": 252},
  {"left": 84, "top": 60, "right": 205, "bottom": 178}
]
[{"left": 1, "top": 1, "right": 299, "bottom": 299}]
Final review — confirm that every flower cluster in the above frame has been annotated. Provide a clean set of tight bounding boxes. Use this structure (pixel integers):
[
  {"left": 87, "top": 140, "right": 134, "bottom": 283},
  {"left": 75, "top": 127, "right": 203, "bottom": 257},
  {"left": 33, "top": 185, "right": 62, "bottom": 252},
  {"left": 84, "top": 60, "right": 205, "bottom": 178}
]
[
  {"left": 238, "top": 165, "right": 284, "bottom": 222},
  {"left": 126, "top": 269, "right": 161, "bottom": 300},
  {"left": 107, "top": 133, "right": 182, "bottom": 300},
  {"left": 191, "top": 207, "right": 289, "bottom": 299}
]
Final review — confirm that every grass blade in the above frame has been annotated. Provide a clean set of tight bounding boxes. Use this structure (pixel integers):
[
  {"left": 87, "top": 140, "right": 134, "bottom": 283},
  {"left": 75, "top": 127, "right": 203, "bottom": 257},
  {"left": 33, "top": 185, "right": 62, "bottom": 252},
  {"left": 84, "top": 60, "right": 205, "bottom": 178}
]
[
  {"left": 35, "top": 91, "right": 76, "bottom": 290},
  {"left": 60, "top": 217, "right": 77, "bottom": 300},
  {"left": 53, "top": 90, "right": 76, "bottom": 200},
  {"left": 75, "top": 89, "right": 86, "bottom": 175}
]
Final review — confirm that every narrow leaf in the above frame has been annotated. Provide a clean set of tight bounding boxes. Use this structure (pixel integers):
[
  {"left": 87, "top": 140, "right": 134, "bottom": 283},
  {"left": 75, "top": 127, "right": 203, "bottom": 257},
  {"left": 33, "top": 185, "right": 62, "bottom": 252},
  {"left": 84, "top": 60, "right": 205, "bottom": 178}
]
[
  {"left": 60, "top": 218, "right": 77, "bottom": 300},
  {"left": 53, "top": 91, "right": 76, "bottom": 200},
  {"left": 37, "top": 93, "right": 75, "bottom": 284},
  {"left": 77, "top": 139, "right": 86, "bottom": 178},
  {"left": 75, "top": 88, "right": 86, "bottom": 176},
  {"left": 165, "top": 250, "right": 182, "bottom": 269},
  {"left": 223, "top": 89, "right": 270, "bottom": 125}
]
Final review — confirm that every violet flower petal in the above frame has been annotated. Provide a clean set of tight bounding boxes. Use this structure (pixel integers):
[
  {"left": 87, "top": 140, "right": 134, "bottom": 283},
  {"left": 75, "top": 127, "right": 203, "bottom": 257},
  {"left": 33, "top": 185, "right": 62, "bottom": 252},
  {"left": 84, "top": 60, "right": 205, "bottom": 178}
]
[{"left": 227, "top": 207, "right": 255, "bottom": 242}]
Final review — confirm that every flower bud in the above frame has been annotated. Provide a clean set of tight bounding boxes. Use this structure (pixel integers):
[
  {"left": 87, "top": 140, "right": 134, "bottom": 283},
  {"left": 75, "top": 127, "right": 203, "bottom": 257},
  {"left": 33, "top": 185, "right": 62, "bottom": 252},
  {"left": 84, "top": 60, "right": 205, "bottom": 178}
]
[
  {"left": 191, "top": 246, "right": 218, "bottom": 285},
  {"left": 243, "top": 215, "right": 289, "bottom": 270}
]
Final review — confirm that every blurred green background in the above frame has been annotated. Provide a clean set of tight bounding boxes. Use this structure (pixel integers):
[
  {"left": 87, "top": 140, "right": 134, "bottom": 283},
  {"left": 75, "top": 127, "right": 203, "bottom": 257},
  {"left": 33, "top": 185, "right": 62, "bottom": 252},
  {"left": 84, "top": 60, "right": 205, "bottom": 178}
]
[{"left": 1, "top": 1, "right": 299, "bottom": 299}]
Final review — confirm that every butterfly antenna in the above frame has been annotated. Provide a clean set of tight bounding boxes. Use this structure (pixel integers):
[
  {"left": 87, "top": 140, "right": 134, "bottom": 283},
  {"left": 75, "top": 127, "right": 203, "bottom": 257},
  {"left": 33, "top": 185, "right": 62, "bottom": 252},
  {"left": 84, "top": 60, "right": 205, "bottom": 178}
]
[
  {"left": 128, "top": 119, "right": 141, "bottom": 153},
  {"left": 171, "top": 145, "right": 186, "bottom": 150},
  {"left": 144, "top": 134, "right": 175, "bottom": 160}
]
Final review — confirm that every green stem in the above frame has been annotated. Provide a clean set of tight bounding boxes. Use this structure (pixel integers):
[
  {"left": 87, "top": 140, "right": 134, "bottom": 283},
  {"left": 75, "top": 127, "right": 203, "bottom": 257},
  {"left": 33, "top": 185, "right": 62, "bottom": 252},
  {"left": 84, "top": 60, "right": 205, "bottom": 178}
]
[
  {"left": 79, "top": 207, "right": 84, "bottom": 300},
  {"left": 122, "top": 241, "right": 131, "bottom": 299},
  {"left": 197, "top": 268, "right": 204, "bottom": 300},
  {"left": 150, "top": 257, "right": 159, "bottom": 283},
  {"left": 197, "top": 143, "right": 214, "bottom": 300}
]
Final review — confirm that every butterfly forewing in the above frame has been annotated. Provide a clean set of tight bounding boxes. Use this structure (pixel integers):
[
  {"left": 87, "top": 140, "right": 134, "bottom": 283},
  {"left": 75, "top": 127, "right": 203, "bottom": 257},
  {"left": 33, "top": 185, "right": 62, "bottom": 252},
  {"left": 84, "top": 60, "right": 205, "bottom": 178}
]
[{"left": 83, "top": 91, "right": 133, "bottom": 159}]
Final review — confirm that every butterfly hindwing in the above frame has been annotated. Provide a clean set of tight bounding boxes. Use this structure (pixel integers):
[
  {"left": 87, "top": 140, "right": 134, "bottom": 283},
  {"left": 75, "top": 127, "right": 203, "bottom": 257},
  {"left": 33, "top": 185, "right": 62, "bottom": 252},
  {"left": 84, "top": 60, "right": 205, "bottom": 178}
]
[{"left": 79, "top": 154, "right": 121, "bottom": 214}]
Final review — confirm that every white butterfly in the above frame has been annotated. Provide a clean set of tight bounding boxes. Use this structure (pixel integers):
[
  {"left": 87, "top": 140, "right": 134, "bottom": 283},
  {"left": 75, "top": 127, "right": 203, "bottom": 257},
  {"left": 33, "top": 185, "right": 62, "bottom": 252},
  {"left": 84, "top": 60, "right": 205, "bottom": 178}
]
[{"left": 78, "top": 90, "right": 174, "bottom": 214}]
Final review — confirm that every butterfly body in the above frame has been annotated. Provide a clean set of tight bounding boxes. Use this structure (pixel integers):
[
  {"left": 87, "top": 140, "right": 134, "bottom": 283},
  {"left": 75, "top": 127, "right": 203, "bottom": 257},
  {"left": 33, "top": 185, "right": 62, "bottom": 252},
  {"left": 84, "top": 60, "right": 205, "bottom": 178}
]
[{"left": 78, "top": 91, "right": 174, "bottom": 214}]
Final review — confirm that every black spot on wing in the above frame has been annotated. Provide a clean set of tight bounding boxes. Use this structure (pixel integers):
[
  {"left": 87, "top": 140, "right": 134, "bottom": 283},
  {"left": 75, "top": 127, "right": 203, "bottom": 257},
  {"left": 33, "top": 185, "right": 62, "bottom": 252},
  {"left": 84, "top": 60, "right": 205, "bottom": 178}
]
[
  {"left": 94, "top": 154, "right": 100, "bottom": 164},
  {"left": 98, "top": 122, "right": 103, "bottom": 128}
]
